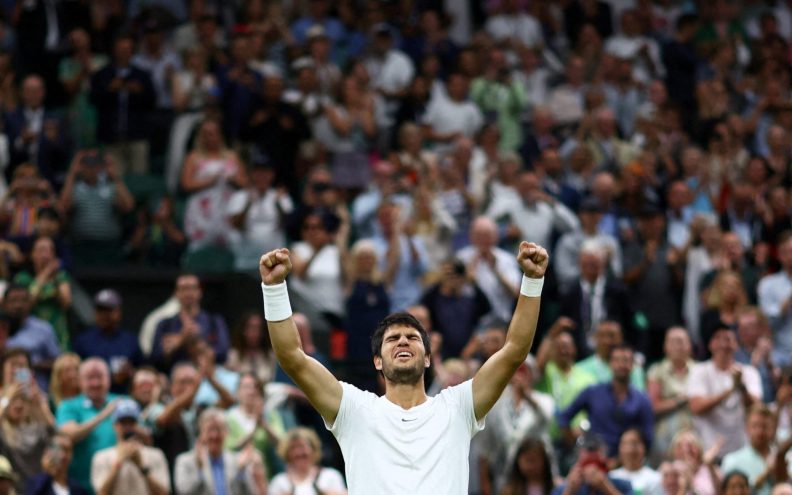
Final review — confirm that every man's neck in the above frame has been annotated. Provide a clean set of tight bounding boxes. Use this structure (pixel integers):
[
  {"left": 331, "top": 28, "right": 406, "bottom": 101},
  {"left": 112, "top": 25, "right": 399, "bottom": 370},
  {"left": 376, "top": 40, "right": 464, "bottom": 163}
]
[
  {"left": 611, "top": 379, "right": 630, "bottom": 397},
  {"left": 712, "top": 355, "right": 734, "bottom": 370},
  {"left": 384, "top": 380, "right": 428, "bottom": 410},
  {"left": 182, "top": 305, "right": 200, "bottom": 317}
]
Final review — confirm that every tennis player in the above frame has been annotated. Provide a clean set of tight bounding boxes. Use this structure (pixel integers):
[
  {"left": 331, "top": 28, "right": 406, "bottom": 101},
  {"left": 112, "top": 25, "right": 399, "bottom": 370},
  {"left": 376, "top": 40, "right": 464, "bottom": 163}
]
[{"left": 259, "top": 241, "right": 548, "bottom": 494}]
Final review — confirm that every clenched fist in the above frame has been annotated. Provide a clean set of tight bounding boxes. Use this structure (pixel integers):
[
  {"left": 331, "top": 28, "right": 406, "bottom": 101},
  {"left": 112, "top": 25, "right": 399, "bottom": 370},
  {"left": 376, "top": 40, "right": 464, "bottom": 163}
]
[
  {"left": 259, "top": 248, "right": 292, "bottom": 285},
  {"left": 517, "top": 242, "right": 549, "bottom": 279}
]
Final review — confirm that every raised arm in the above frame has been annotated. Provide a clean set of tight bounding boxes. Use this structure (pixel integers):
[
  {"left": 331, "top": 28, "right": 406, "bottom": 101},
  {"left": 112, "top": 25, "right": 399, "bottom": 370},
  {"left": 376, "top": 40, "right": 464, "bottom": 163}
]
[
  {"left": 471, "top": 241, "right": 548, "bottom": 421},
  {"left": 260, "top": 249, "right": 343, "bottom": 423}
]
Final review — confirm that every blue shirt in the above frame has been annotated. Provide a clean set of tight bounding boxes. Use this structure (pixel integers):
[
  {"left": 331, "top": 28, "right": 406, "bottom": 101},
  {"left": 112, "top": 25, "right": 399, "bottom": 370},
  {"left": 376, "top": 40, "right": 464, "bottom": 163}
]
[
  {"left": 372, "top": 234, "right": 429, "bottom": 312},
  {"left": 8, "top": 316, "right": 60, "bottom": 390},
  {"left": 557, "top": 383, "right": 654, "bottom": 457},
  {"left": 56, "top": 393, "right": 123, "bottom": 492},
  {"left": 210, "top": 455, "right": 228, "bottom": 495},
  {"left": 551, "top": 475, "right": 634, "bottom": 495},
  {"left": 151, "top": 310, "right": 230, "bottom": 368},
  {"left": 72, "top": 326, "right": 143, "bottom": 393},
  {"left": 195, "top": 367, "right": 240, "bottom": 406}
]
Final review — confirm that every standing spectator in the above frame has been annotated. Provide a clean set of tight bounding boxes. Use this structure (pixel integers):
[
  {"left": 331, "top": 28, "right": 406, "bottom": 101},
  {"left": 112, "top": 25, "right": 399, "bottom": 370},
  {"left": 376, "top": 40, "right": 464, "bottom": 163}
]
[
  {"left": 72, "top": 289, "right": 142, "bottom": 395},
  {"left": 683, "top": 217, "right": 721, "bottom": 347},
  {"left": 216, "top": 35, "right": 262, "bottom": 141},
  {"left": 180, "top": 119, "right": 247, "bottom": 251},
  {"left": 150, "top": 273, "right": 231, "bottom": 372},
  {"left": 90, "top": 399, "right": 170, "bottom": 495},
  {"left": 558, "top": 241, "right": 631, "bottom": 356},
  {"left": 610, "top": 429, "right": 663, "bottom": 495},
  {"left": 59, "top": 28, "right": 108, "bottom": 149},
  {"left": 90, "top": 33, "right": 156, "bottom": 175},
  {"left": 225, "top": 312, "right": 275, "bottom": 385},
  {"left": 132, "top": 19, "right": 181, "bottom": 112},
  {"left": 557, "top": 344, "right": 654, "bottom": 458},
  {"left": 485, "top": 0, "right": 543, "bottom": 49},
  {"left": 290, "top": 0, "right": 345, "bottom": 48},
  {"left": 456, "top": 216, "right": 521, "bottom": 325},
  {"left": 662, "top": 14, "right": 700, "bottom": 112},
  {"left": 687, "top": 327, "right": 761, "bottom": 457},
  {"left": 699, "top": 270, "right": 748, "bottom": 352},
  {"left": 269, "top": 427, "right": 347, "bottom": 495},
  {"left": 4, "top": 75, "right": 68, "bottom": 186},
  {"left": 646, "top": 327, "right": 695, "bottom": 461},
  {"left": 56, "top": 358, "right": 121, "bottom": 492},
  {"left": 0, "top": 164, "right": 57, "bottom": 248},
  {"left": 26, "top": 433, "right": 90, "bottom": 495},
  {"left": 422, "top": 73, "right": 483, "bottom": 151},
  {"left": 58, "top": 150, "right": 135, "bottom": 267},
  {"left": 13, "top": 236, "right": 71, "bottom": 349},
  {"left": 365, "top": 24, "right": 415, "bottom": 105},
  {"left": 49, "top": 353, "right": 81, "bottom": 411},
  {"left": 0, "top": 360, "right": 55, "bottom": 493},
  {"left": 227, "top": 159, "right": 294, "bottom": 272},
  {"left": 758, "top": 234, "right": 792, "bottom": 367},
  {"left": 174, "top": 407, "right": 267, "bottom": 494},
  {"left": 127, "top": 195, "right": 186, "bottom": 267},
  {"left": 575, "top": 321, "right": 646, "bottom": 390},
  {"left": 734, "top": 307, "right": 776, "bottom": 404},
  {"left": 720, "top": 404, "right": 779, "bottom": 495},
  {"left": 3, "top": 285, "right": 60, "bottom": 391}
]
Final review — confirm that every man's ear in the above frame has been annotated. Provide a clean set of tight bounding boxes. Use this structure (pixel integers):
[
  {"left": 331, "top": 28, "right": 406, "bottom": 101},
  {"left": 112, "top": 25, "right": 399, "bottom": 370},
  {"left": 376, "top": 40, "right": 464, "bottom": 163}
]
[
  {"left": 374, "top": 356, "right": 382, "bottom": 371},
  {"left": 424, "top": 355, "right": 430, "bottom": 369}
]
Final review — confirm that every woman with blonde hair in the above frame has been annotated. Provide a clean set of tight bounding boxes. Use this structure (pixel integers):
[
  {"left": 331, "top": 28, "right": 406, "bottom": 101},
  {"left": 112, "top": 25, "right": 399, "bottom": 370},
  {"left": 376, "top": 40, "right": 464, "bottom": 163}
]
[
  {"left": 668, "top": 429, "right": 721, "bottom": 495},
  {"left": 699, "top": 270, "right": 747, "bottom": 353},
  {"left": 181, "top": 119, "right": 247, "bottom": 250},
  {"left": 269, "top": 427, "right": 346, "bottom": 495},
  {"left": 48, "top": 353, "right": 81, "bottom": 410}
]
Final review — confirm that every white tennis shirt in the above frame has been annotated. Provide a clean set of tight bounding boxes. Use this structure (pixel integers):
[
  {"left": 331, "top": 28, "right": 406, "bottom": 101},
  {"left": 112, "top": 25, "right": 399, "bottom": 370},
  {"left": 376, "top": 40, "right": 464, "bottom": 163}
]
[{"left": 326, "top": 379, "right": 485, "bottom": 494}]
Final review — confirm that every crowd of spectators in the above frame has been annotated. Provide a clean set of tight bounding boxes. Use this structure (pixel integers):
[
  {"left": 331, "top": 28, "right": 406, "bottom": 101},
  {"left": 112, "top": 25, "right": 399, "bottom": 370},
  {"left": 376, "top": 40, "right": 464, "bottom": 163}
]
[{"left": 2, "top": 0, "right": 792, "bottom": 494}]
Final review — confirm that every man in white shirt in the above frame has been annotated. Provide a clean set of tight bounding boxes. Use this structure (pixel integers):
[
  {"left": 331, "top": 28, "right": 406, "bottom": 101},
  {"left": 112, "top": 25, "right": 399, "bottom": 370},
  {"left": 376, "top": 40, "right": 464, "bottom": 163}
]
[
  {"left": 687, "top": 327, "right": 762, "bottom": 457},
  {"left": 485, "top": 0, "right": 543, "bottom": 49},
  {"left": 258, "top": 236, "right": 549, "bottom": 494},
  {"left": 604, "top": 9, "right": 665, "bottom": 84},
  {"left": 365, "top": 24, "right": 415, "bottom": 101},
  {"left": 422, "top": 72, "right": 484, "bottom": 151}
]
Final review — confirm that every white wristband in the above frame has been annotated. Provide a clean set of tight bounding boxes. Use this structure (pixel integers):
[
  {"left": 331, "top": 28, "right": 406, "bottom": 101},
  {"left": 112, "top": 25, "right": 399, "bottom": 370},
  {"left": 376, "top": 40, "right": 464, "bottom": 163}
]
[
  {"left": 520, "top": 275, "right": 544, "bottom": 297},
  {"left": 261, "top": 282, "right": 292, "bottom": 322}
]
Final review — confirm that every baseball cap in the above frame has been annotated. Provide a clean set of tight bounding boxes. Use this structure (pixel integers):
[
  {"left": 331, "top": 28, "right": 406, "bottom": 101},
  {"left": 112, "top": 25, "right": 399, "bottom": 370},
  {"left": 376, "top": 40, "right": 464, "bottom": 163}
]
[
  {"left": 112, "top": 399, "right": 141, "bottom": 423},
  {"left": 94, "top": 289, "right": 122, "bottom": 309}
]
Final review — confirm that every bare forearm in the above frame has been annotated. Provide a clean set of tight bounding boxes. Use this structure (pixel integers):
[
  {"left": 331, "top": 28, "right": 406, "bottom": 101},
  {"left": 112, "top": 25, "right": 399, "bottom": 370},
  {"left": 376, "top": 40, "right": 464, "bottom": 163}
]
[
  {"left": 268, "top": 318, "right": 309, "bottom": 373},
  {"left": 689, "top": 389, "right": 731, "bottom": 415},
  {"left": 501, "top": 296, "right": 542, "bottom": 365}
]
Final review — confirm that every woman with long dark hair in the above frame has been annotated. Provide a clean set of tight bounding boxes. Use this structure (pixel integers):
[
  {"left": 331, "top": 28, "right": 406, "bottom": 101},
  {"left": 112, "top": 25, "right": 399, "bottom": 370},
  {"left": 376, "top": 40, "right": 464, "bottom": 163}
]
[
  {"left": 226, "top": 312, "right": 275, "bottom": 384},
  {"left": 499, "top": 438, "right": 555, "bottom": 495}
]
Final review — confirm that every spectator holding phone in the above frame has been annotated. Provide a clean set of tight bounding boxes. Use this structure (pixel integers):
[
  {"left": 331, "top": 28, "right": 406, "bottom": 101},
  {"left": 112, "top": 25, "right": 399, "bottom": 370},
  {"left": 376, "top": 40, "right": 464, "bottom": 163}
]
[
  {"left": 26, "top": 432, "right": 90, "bottom": 494},
  {"left": 551, "top": 433, "right": 633, "bottom": 495},
  {"left": 58, "top": 149, "right": 135, "bottom": 267},
  {"left": 90, "top": 399, "right": 169, "bottom": 495}
]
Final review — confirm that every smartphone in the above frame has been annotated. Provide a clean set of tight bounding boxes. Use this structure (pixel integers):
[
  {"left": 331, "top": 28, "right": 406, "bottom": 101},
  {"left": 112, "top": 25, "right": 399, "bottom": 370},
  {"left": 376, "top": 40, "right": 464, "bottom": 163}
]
[{"left": 14, "top": 368, "right": 30, "bottom": 384}]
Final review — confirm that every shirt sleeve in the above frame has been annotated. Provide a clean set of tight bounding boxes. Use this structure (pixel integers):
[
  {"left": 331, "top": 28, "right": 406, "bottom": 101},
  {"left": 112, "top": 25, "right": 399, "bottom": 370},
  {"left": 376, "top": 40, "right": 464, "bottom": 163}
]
[
  {"left": 443, "top": 379, "right": 485, "bottom": 436},
  {"left": 741, "top": 364, "right": 763, "bottom": 401},
  {"left": 326, "top": 382, "right": 371, "bottom": 438},
  {"left": 150, "top": 449, "right": 171, "bottom": 491},
  {"left": 557, "top": 385, "right": 591, "bottom": 428},
  {"left": 226, "top": 191, "right": 249, "bottom": 216},
  {"left": 318, "top": 468, "right": 347, "bottom": 490},
  {"left": 686, "top": 364, "right": 707, "bottom": 398},
  {"left": 90, "top": 451, "right": 111, "bottom": 494},
  {"left": 55, "top": 400, "right": 79, "bottom": 426}
]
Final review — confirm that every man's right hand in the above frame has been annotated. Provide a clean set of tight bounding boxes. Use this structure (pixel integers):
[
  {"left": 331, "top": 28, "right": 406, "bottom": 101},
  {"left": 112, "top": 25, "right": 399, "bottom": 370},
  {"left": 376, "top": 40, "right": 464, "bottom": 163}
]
[{"left": 260, "top": 248, "right": 292, "bottom": 285}]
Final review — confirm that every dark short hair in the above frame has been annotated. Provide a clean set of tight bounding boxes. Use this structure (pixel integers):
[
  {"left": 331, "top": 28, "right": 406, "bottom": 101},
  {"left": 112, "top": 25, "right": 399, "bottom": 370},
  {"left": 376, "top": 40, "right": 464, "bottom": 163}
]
[
  {"left": 371, "top": 313, "right": 430, "bottom": 358},
  {"left": 607, "top": 343, "right": 634, "bottom": 362},
  {"left": 0, "top": 347, "right": 30, "bottom": 386}
]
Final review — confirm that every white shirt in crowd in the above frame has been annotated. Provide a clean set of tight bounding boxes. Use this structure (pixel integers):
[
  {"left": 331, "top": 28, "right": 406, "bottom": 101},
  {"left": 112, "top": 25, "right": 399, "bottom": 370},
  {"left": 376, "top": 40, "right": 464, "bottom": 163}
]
[
  {"left": 422, "top": 97, "right": 484, "bottom": 148},
  {"left": 366, "top": 49, "right": 415, "bottom": 95},
  {"left": 485, "top": 197, "right": 579, "bottom": 250},
  {"left": 290, "top": 242, "right": 344, "bottom": 318},
  {"left": 327, "top": 380, "right": 484, "bottom": 495},
  {"left": 485, "top": 12, "right": 543, "bottom": 48},
  {"left": 456, "top": 245, "right": 521, "bottom": 325},
  {"left": 686, "top": 360, "right": 762, "bottom": 457},
  {"left": 610, "top": 466, "right": 663, "bottom": 495},
  {"left": 268, "top": 467, "right": 347, "bottom": 495},
  {"left": 226, "top": 188, "right": 294, "bottom": 271}
]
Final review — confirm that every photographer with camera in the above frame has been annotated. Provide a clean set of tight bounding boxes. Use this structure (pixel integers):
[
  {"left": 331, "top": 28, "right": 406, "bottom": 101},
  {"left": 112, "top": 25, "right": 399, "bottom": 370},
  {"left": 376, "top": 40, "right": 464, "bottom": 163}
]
[
  {"left": 90, "top": 399, "right": 169, "bottom": 495},
  {"left": 58, "top": 149, "right": 134, "bottom": 267}
]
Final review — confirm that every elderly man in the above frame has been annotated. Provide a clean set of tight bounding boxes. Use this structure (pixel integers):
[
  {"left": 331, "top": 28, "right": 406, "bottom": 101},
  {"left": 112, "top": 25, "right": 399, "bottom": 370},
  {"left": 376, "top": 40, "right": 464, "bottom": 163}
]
[
  {"left": 174, "top": 408, "right": 266, "bottom": 494},
  {"left": 56, "top": 358, "right": 121, "bottom": 492},
  {"left": 456, "top": 216, "right": 522, "bottom": 325},
  {"left": 91, "top": 399, "right": 169, "bottom": 495}
]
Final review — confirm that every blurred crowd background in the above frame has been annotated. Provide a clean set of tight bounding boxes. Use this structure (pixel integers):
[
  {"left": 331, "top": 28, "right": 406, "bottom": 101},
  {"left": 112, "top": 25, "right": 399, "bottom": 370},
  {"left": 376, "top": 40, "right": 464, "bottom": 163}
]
[{"left": 1, "top": 0, "right": 792, "bottom": 494}]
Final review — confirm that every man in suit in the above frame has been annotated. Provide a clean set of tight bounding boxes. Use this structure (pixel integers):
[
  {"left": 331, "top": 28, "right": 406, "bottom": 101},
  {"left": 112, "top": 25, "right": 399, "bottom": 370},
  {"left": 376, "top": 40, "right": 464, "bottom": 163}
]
[
  {"left": 559, "top": 239, "right": 630, "bottom": 357},
  {"left": 5, "top": 75, "right": 69, "bottom": 185},
  {"left": 174, "top": 407, "right": 266, "bottom": 494},
  {"left": 90, "top": 33, "right": 156, "bottom": 175}
]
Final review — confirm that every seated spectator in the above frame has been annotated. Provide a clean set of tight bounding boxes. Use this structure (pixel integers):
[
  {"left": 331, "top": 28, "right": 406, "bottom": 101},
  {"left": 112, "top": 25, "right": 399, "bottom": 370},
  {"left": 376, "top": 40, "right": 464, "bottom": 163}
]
[
  {"left": 127, "top": 195, "right": 186, "bottom": 267},
  {"left": 58, "top": 150, "right": 135, "bottom": 267},
  {"left": 499, "top": 438, "right": 557, "bottom": 495},
  {"left": 129, "top": 368, "right": 163, "bottom": 438},
  {"left": 26, "top": 433, "right": 90, "bottom": 495},
  {"left": 224, "top": 373, "right": 286, "bottom": 479},
  {"left": 687, "top": 327, "right": 761, "bottom": 458},
  {"left": 150, "top": 272, "right": 231, "bottom": 372},
  {"left": 478, "top": 357, "right": 554, "bottom": 494},
  {"left": 4, "top": 75, "right": 69, "bottom": 186},
  {"left": 34, "top": 207, "right": 73, "bottom": 271},
  {"left": 184, "top": 336, "right": 237, "bottom": 408},
  {"left": 90, "top": 399, "right": 170, "bottom": 495},
  {"left": 721, "top": 404, "right": 792, "bottom": 495},
  {"left": 72, "top": 289, "right": 142, "bottom": 394},
  {"left": 646, "top": 327, "right": 694, "bottom": 461},
  {"left": 699, "top": 270, "right": 748, "bottom": 351},
  {"left": 669, "top": 429, "right": 721, "bottom": 495},
  {"left": 56, "top": 358, "right": 122, "bottom": 492},
  {"left": 2, "top": 285, "right": 60, "bottom": 390},
  {"left": 225, "top": 312, "right": 275, "bottom": 385},
  {"left": 559, "top": 241, "right": 631, "bottom": 357},
  {"left": 89, "top": 33, "right": 156, "bottom": 175},
  {"left": 227, "top": 158, "right": 294, "bottom": 272},
  {"left": 174, "top": 407, "right": 267, "bottom": 494},
  {"left": 551, "top": 433, "right": 633, "bottom": 495},
  {"left": 721, "top": 471, "right": 751, "bottom": 495},
  {"left": 0, "top": 164, "right": 56, "bottom": 248},
  {"left": 576, "top": 321, "right": 646, "bottom": 390},
  {"left": 658, "top": 460, "right": 695, "bottom": 495},
  {"left": 557, "top": 344, "right": 654, "bottom": 458},
  {"left": 610, "top": 429, "right": 662, "bottom": 495},
  {"left": 419, "top": 258, "right": 490, "bottom": 358},
  {"left": 181, "top": 119, "right": 247, "bottom": 251},
  {"left": 13, "top": 236, "right": 71, "bottom": 349},
  {"left": 49, "top": 352, "right": 81, "bottom": 410},
  {"left": 0, "top": 352, "right": 54, "bottom": 493},
  {"left": 422, "top": 72, "right": 483, "bottom": 151},
  {"left": 269, "top": 427, "right": 347, "bottom": 495},
  {"left": 456, "top": 216, "right": 520, "bottom": 325}
]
